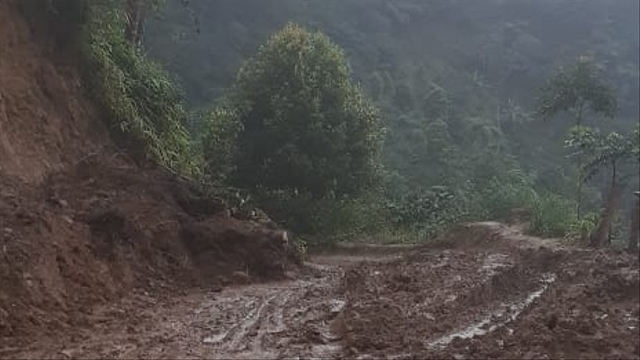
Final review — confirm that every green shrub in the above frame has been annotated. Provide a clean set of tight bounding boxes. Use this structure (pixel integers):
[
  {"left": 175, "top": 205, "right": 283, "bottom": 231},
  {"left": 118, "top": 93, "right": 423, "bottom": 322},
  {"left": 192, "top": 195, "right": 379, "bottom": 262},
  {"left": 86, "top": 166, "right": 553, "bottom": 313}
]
[
  {"left": 254, "top": 189, "right": 393, "bottom": 241},
  {"left": 529, "top": 194, "right": 577, "bottom": 237},
  {"left": 386, "top": 186, "right": 463, "bottom": 239},
  {"left": 199, "top": 106, "right": 242, "bottom": 183},
  {"left": 564, "top": 212, "right": 598, "bottom": 244},
  {"left": 79, "top": 4, "right": 198, "bottom": 176}
]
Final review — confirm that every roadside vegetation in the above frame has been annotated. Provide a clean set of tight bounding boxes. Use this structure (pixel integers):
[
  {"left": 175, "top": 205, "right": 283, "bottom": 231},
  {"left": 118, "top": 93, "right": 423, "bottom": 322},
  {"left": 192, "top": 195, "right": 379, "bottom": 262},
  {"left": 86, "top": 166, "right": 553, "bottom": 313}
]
[{"left": 24, "top": 0, "right": 639, "bottom": 250}]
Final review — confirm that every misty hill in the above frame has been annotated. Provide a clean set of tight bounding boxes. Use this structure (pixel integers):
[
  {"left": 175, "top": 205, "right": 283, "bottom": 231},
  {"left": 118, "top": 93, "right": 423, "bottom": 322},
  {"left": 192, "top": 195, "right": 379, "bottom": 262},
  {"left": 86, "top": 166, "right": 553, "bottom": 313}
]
[{"left": 144, "top": 0, "right": 639, "bottom": 203}]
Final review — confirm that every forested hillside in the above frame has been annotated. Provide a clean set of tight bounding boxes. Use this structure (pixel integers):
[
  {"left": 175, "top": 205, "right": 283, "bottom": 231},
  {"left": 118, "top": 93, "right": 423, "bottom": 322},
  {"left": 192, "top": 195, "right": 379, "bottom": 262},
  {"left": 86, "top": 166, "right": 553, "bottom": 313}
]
[
  {"left": 144, "top": 0, "right": 639, "bottom": 243},
  {"left": 1, "top": 1, "right": 639, "bottom": 358}
]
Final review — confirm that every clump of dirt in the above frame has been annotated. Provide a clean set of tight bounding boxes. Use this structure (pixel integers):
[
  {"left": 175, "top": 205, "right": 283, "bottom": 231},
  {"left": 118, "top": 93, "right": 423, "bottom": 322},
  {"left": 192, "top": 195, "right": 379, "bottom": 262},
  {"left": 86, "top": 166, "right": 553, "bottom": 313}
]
[{"left": 181, "top": 217, "right": 294, "bottom": 283}]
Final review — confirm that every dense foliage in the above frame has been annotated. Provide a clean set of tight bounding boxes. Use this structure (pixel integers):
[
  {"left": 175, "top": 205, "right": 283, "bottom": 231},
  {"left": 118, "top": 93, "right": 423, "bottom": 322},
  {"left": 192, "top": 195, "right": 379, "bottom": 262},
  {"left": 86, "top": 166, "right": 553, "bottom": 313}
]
[
  {"left": 143, "top": 0, "right": 638, "bottom": 244},
  {"left": 536, "top": 57, "right": 618, "bottom": 124},
  {"left": 205, "top": 24, "right": 384, "bottom": 198},
  {"left": 21, "top": 0, "right": 200, "bottom": 176},
  {"left": 80, "top": 2, "right": 199, "bottom": 175},
  {"left": 31, "top": 0, "right": 639, "bottom": 246}
]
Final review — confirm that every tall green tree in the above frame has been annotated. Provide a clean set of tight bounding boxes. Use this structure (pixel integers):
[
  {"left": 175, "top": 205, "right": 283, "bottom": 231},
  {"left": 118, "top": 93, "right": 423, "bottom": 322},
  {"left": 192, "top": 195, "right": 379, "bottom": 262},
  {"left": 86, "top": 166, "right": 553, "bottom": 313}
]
[
  {"left": 214, "top": 23, "right": 384, "bottom": 198},
  {"left": 629, "top": 192, "right": 639, "bottom": 253},
  {"left": 536, "top": 56, "right": 618, "bottom": 218},
  {"left": 566, "top": 125, "right": 639, "bottom": 247}
]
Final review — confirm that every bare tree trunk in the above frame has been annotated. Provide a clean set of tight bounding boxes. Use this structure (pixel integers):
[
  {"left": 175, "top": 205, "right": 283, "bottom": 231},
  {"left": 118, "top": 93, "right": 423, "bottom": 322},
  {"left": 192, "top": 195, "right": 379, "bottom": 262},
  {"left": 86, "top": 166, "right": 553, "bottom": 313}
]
[
  {"left": 577, "top": 174, "right": 583, "bottom": 220},
  {"left": 628, "top": 197, "right": 639, "bottom": 253},
  {"left": 607, "top": 162, "right": 616, "bottom": 245},
  {"left": 125, "top": 0, "right": 145, "bottom": 46},
  {"left": 575, "top": 101, "right": 585, "bottom": 220},
  {"left": 590, "top": 178, "right": 623, "bottom": 248}
]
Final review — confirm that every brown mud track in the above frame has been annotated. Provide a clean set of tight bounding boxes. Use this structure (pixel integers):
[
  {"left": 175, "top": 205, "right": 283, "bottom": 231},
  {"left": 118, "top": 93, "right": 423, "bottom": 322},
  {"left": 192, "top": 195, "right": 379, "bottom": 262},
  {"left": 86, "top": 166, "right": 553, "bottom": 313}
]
[{"left": 2, "top": 222, "right": 638, "bottom": 360}]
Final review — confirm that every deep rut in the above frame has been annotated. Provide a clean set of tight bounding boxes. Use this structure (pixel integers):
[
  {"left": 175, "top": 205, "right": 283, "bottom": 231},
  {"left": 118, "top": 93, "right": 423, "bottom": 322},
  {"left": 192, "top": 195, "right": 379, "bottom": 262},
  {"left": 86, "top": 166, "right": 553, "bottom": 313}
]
[{"left": 196, "top": 261, "right": 348, "bottom": 359}]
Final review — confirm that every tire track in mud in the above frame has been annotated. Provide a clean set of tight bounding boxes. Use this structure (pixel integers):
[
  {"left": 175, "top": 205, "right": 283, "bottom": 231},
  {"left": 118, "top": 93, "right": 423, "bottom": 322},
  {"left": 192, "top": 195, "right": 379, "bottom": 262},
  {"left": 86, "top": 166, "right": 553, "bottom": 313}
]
[
  {"left": 339, "top": 226, "right": 640, "bottom": 360},
  {"left": 4, "top": 224, "right": 637, "bottom": 360},
  {"left": 426, "top": 272, "right": 557, "bottom": 349},
  {"left": 198, "top": 261, "right": 349, "bottom": 359}
]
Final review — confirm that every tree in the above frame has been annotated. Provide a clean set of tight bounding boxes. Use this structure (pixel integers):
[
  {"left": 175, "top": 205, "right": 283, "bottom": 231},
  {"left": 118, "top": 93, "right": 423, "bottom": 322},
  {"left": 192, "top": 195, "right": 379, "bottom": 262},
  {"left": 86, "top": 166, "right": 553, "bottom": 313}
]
[
  {"left": 536, "top": 57, "right": 618, "bottom": 125},
  {"left": 629, "top": 193, "right": 639, "bottom": 253},
  {"left": 219, "top": 23, "right": 384, "bottom": 198},
  {"left": 536, "top": 56, "right": 618, "bottom": 218},
  {"left": 628, "top": 126, "right": 640, "bottom": 253},
  {"left": 200, "top": 106, "right": 242, "bottom": 183},
  {"left": 566, "top": 125, "right": 639, "bottom": 247},
  {"left": 124, "top": 0, "right": 146, "bottom": 46},
  {"left": 124, "top": 0, "right": 199, "bottom": 47}
]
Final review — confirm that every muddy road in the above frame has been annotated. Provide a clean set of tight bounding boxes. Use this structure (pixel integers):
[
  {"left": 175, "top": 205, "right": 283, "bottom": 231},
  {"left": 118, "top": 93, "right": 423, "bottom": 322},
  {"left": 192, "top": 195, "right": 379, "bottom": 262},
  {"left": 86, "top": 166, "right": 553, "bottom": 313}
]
[{"left": 2, "top": 223, "right": 639, "bottom": 360}]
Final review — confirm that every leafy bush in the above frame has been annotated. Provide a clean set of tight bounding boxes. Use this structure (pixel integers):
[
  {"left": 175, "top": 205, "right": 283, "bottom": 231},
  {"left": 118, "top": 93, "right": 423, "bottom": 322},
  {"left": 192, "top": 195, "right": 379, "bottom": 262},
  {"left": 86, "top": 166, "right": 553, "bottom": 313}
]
[
  {"left": 564, "top": 212, "right": 598, "bottom": 244},
  {"left": 79, "top": 3, "right": 198, "bottom": 176},
  {"left": 199, "top": 106, "right": 242, "bottom": 183},
  {"left": 386, "top": 186, "right": 463, "bottom": 238},
  {"left": 475, "top": 175, "right": 539, "bottom": 221},
  {"left": 529, "top": 194, "right": 577, "bottom": 237},
  {"left": 254, "top": 189, "right": 393, "bottom": 239}
]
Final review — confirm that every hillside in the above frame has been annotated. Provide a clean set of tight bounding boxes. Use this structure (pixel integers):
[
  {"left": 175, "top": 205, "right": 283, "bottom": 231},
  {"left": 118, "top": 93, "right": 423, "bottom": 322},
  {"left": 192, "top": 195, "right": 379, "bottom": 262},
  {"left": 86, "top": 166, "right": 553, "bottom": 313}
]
[
  {"left": 145, "top": 0, "right": 639, "bottom": 199},
  {"left": 0, "top": 1, "right": 638, "bottom": 359},
  {"left": 0, "top": 0, "right": 297, "bottom": 342}
]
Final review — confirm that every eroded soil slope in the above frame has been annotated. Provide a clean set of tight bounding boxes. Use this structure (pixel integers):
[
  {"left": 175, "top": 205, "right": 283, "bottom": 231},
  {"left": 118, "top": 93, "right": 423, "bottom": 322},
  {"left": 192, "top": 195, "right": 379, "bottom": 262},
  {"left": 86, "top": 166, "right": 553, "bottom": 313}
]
[
  {"left": 0, "top": 0, "right": 298, "bottom": 345},
  {"left": 0, "top": 0, "right": 107, "bottom": 183}
]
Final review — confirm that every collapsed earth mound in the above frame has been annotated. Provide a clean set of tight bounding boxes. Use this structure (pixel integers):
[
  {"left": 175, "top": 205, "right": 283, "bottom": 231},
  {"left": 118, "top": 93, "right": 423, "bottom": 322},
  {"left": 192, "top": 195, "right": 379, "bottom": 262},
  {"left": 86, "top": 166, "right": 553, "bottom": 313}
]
[{"left": 0, "top": 0, "right": 298, "bottom": 341}]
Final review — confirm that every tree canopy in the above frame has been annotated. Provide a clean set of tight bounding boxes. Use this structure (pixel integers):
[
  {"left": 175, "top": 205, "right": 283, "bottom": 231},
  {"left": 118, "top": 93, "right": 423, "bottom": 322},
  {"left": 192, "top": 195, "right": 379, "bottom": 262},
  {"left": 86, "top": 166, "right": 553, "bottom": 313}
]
[
  {"left": 536, "top": 56, "right": 618, "bottom": 124},
  {"left": 208, "top": 23, "right": 385, "bottom": 198}
]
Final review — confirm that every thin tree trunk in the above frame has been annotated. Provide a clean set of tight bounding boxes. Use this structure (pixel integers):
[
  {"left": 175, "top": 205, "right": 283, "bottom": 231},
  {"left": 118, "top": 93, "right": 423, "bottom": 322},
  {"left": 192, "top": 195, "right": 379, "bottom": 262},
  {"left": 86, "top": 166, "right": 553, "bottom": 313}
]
[
  {"left": 590, "top": 177, "right": 623, "bottom": 248},
  {"left": 577, "top": 174, "right": 583, "bottom": 220},
  {"left": 628, "top": 196, "right": 639, "bottom": 253},
  {"left": 607, "top": 162, "right": 616, "bottom": 245},
  {"left": 125, "top": 0, "right": 145, "bottom": 46},
  {"left": 575, "top": 100, "right": 585, "bottom": 220}
]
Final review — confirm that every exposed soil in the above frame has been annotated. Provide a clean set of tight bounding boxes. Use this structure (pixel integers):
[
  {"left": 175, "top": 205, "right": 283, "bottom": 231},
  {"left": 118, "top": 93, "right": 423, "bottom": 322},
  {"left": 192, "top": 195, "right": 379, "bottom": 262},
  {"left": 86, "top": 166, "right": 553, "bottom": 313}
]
[
  {"left": 0, "top": 0, "right": 298, "bottom": 347},
  {"left": 0, "top": 0, "right": 108, "bottom": 184},
  {"left": 2, "top": 223, "right": 638, "bottom": 360},
  {"left": 339, "top": 223, "right": 640, "bottom": 360}
]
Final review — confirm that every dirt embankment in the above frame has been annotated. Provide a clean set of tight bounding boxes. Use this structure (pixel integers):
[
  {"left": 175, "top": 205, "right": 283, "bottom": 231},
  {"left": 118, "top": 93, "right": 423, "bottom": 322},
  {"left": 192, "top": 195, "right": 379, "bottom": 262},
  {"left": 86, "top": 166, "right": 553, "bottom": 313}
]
[
  {"left": 0, "top": 0, "right": 297, "bottom": 345},
  {"left": 0, "top": 0, "right": 107, "bottom": 183}
]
